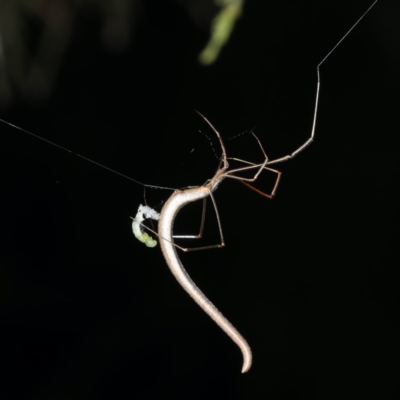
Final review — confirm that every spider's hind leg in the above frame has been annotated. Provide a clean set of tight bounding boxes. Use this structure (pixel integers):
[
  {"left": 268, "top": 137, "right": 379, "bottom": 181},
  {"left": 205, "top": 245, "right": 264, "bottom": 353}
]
[
  {"left": 236, "top": 165, "right": 282, "bottom": 199},
  {"left": 225, "top": 131, "right": 283, "bottom": 199}
]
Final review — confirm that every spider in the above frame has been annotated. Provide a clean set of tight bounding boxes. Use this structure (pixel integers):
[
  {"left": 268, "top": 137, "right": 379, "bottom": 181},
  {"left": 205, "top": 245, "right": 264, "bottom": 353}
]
[
  {"left": 134, "top": 1, "right": 377, "bottom": 373},
  {"left": 0, "top": 0, "right": 377, "bottom": 374}
]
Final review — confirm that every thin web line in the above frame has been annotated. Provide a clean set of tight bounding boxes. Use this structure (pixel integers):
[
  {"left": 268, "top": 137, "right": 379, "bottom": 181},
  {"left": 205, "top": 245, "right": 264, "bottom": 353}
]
[{"left": 1, "top": 118, "right": 175, "bottom": 191}]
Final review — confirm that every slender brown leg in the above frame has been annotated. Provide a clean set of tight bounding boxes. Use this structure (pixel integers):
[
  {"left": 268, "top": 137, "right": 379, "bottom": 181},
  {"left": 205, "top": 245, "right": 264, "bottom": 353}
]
[
  {"left": 140, "top": 192, "right": 225, "bottom": 253},
  {"left": 238, "top": 166, "right": 282, "bottom": 199}
]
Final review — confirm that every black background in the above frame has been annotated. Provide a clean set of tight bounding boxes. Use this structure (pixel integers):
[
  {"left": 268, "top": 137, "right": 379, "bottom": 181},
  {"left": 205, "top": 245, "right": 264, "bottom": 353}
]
[{"left": 1, "top": 1, "right": 399, "bottom": 399}]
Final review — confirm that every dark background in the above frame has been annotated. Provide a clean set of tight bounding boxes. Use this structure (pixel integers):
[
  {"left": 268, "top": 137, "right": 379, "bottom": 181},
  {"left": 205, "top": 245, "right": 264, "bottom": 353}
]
[{"left": 1, "top": 0, "right": 399, "bottom": 399}]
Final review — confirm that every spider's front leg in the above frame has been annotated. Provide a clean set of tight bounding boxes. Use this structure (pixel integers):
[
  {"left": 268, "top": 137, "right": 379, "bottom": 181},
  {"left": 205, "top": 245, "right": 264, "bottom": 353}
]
[
  {"left": 135, "top": 190, "right": 225, "bottom": 253},
  {"left": 173, "top": 197, "right": 207, "bottom": 240},
  {"left": 172, "top": 193, "right": 226, "bottom": 252}
]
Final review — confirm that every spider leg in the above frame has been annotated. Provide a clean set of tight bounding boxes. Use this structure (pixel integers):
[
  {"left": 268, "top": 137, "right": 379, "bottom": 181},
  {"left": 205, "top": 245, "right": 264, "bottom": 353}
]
[
  {"left": 265, "top": 68, "right": 321, "bottom": 166},
  {"left": 143, "top": 186, "right": 156, "bottom": 232},
  {"left": 173, "top": 197, "right": 207, "bottom": 240},
  {"left": 141, "top": 191, "right": 225, "bottom": 253},
  {"left": 221, "top": 64, "right": 319, "bottom": 199},
  {"left": 225, "top": 131, "right": 270, "bottom": 181},
  {"left": 217, "top": 130, "right": 281, "bottom": 198},
  {"left": 237, "top": 165, "right": 282, "bottom": 199}
]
